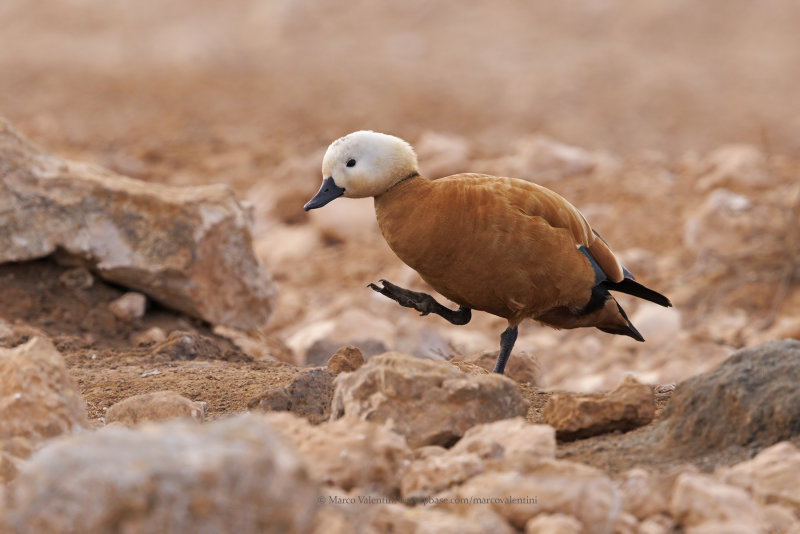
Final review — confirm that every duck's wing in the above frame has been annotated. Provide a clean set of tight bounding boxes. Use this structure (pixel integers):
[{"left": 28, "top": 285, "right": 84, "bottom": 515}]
[
  {"left": 494, "top": 176, "right": 672, "bottom": 308},
  {"left": 583, "top": 231, "right": 626, "bottom": 283},
  {"left": 453, "top": 174, "right": 627, "bottom": 283}
]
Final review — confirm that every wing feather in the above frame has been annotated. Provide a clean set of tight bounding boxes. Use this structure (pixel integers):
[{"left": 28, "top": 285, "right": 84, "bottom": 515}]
[{"left": 450, "top": 174, "right": 625, "bottom": 283}]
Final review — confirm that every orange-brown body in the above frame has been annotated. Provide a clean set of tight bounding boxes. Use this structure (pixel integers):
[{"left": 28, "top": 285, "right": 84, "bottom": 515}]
[{"left": 375, "top": 173, "right": 632, "bottom": 333}]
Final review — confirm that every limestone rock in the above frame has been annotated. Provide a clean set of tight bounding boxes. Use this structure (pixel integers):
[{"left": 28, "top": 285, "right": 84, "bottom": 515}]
[
  {"left": 0, "top": 337, "right": 89, "bottom": 443},
  {"left": 0, "top": 119, "right": 276, "bottom": 329},
  {"left": 401, "top": 452, "right": 484, "bottom": 500},
  {"left": 363, "top": 503, "right": 514, "bottom": 534},
  {"left": 330, "top": 352, "right": 529, "bottom": 448},
  {"left": 401, "top": 418, "right": 554, "bottom": 499},
  {"left": 450, "top": 417, "right": 556, "bottom": 468},
  {"left": 264, "top": 412, "right": 411, "bottom": 495},
  {"left": 525, "top": 513, "right": 582, "bottom": 534},
  {"left": 3, "top": 414, "right": 318, "bottom": 534},
  {"left": 108, "top": 291, "right": 147, "bottom": 321},
  {"left": 249, "top": 368, "right": 334, "bottom": 424},
  {"left": 105, "top": 391, "right": 205, "bottom": 425},
  {"left": 452, "top": 350, "right": 541, "bottom": 385},
  {"left": 669, "top": 472, "right": 764, "bottom": 530},
  {"left": 717, "top": 441, "right": 800, "bottom": 513},
  {"left": 616, "top": 468, "right": 683, "bottom": 520},
  {"left": 326, "top": 345, "right": 365, "bottom": 375},
  {"left": 443, "top": 461, "right": 619, "bottom": 534},
  {"left": 658, "top": 339, "right": 800, "bottom": 453},
  {"left": 543, "top": 375, "right": 655, "bottom": 440}
]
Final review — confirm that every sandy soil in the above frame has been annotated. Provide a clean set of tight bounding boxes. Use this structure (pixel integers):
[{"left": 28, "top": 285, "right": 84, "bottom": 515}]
[{"left": 1, "top": 1, "right": 799, "bottom": 474}]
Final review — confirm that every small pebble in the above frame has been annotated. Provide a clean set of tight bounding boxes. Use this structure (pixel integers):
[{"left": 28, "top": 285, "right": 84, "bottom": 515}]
[{"left": 109, "top": 292, "right": 147, "bottom": 321}]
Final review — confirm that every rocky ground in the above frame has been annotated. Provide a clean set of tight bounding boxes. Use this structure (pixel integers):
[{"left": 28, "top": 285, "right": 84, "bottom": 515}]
[{"left": 1, "top": 2, "right": 800, "bottom": 533}]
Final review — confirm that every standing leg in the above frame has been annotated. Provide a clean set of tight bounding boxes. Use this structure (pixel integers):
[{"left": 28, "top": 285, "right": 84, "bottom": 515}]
[{"left": 492, "top": 325, "right": 518, "bottom": 374}]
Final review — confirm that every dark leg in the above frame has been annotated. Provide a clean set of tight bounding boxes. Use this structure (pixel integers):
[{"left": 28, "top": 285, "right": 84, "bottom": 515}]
[
  {"left": 368, "top": 279, "right": 471, "bottom": 325},
  {"left": 492, "top": 325, "right": 518, "bottom": 374}
]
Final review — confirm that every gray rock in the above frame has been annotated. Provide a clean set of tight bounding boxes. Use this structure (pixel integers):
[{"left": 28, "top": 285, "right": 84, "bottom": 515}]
[
  {"left": 0, "top": 119, "right": 276, "bottom": 329},
  {"left": 659, "top": 339, "right": 800, "bottom": 453},
  {"left": 249, "top": 368, "right": 334, "bottom": 424},
  {"left": 3, "top": 414, "right": 319, "bottom": 534}
]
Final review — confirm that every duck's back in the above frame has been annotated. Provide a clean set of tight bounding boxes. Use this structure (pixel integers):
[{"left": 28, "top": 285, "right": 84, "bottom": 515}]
[{"left": 374, "top": 174, "right": 604, "bottom": 324}]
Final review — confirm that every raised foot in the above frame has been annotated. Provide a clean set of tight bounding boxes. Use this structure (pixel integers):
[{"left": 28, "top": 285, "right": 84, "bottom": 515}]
[{"left": 368, "top": 279, "right": 471, "bottom": 325}]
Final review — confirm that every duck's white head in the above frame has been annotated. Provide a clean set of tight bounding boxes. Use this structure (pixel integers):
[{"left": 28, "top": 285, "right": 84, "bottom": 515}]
[{"left": 304, "top": 130, "right": 419, "bottom": 210}]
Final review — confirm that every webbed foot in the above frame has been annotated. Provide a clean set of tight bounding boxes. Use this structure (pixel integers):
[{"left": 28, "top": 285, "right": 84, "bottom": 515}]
[{"left": 368, "top": 279, "right": 471, "bottom": 325}]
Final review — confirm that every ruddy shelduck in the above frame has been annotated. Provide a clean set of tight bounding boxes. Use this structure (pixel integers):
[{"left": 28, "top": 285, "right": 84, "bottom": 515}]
[{"left": 304, "top": 131, "right": 671, "bottom": 374}]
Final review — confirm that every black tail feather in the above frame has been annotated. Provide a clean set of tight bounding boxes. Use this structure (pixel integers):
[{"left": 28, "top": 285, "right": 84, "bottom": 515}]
[
  {"left": 606, "top": 278, "right": 672, "bottom": 308},
  {"left": 598, "top": 300, "right": 645, "bottom": 341}
]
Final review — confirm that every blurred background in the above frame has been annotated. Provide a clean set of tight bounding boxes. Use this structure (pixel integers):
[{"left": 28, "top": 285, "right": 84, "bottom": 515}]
[
  {"left": 3, "top": 0, "right": 800, "bottom": 159},
  {"left": 1, "top": 0, "right": 798, "bottom": 390}
]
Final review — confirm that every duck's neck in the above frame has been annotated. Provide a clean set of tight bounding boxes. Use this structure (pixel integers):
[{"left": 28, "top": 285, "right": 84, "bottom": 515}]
[
  {"left": 374, "top": 174, "right": 429, "bottom": 208},
  {"left": 374, "top": 174, "right": 432, "bottom": 263},
  {"left": 383, "top": 171, "right": 421, "bottom": 194}
]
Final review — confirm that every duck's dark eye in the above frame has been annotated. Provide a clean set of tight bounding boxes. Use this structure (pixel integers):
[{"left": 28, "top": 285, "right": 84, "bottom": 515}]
[{"left": 346, "top": 159, "right": 356, "bottom": 168}]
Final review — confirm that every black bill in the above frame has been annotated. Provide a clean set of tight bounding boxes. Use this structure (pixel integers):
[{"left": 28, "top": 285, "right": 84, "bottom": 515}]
[{"left": 303, "top": 176, "right": 345, "bottom": 211}]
